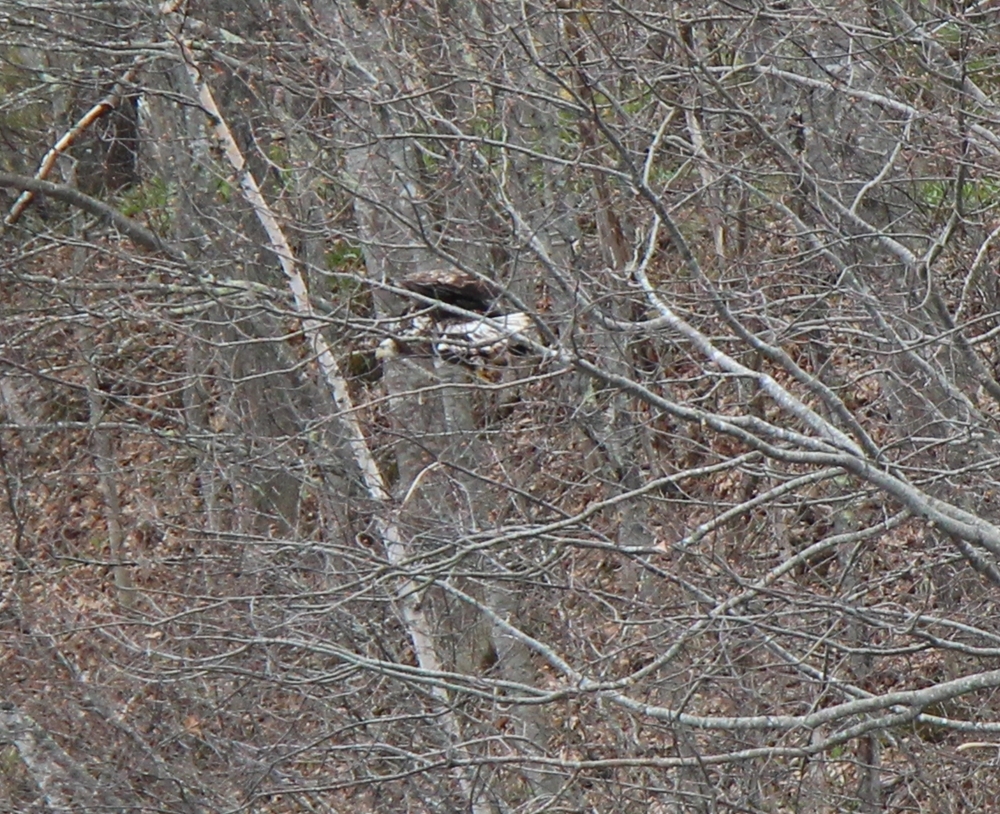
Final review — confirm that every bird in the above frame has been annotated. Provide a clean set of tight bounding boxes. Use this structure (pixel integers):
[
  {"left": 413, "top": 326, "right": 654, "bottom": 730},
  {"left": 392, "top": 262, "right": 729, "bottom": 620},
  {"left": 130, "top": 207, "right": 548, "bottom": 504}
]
[
  {"left": 376, "top": 270, "right": 534, "bottom": 365},
  {"left": 400, "top": 269, "right": 504, "bottom": 315}
]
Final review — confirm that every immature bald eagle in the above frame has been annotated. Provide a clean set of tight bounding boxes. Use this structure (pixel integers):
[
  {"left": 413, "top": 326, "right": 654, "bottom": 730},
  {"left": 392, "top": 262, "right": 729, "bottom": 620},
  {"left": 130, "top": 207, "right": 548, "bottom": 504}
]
[
  {"left": 401, "top": 270, "right": 503, "bottom": 315},
  {"left": 377, "top": 270, "right": 534, "bottom": 364}
]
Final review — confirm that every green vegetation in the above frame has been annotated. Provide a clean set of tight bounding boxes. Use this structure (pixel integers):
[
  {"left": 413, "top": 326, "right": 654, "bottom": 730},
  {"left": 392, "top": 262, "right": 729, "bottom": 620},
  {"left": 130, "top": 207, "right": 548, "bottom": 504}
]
[{"left": 118, "top": 175, "right": 175, "bottom": 235}]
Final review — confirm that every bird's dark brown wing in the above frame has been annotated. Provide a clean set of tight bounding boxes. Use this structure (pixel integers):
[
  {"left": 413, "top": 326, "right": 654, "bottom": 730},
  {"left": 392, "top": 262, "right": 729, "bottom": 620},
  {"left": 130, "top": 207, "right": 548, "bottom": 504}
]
[{"left": 400, "top": 270, "right": 501, "bottom": 314}]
